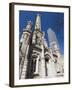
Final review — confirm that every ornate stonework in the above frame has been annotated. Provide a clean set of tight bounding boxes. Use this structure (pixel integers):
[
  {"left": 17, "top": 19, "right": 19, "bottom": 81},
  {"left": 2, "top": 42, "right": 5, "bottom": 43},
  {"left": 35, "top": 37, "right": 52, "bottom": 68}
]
[{"left": 19, "top": 14, "right": 64, "bottom": 79}]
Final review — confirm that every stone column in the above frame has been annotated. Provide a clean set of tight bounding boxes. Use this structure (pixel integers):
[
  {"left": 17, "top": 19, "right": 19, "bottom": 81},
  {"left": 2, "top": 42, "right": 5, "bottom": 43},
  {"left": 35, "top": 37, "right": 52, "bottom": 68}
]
[
  {"left": 34, "top": 55, "right": 39, "bottom": 75},
  {"left": 39, "top": 37, "right": 46, "bottom": 78}
]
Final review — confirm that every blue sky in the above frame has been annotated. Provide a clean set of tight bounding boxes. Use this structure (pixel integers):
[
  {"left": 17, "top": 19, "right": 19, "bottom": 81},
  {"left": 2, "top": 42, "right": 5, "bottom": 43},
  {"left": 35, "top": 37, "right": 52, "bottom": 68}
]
[{"left": 19, "top": 10, "right": 64, "bottom": 54}]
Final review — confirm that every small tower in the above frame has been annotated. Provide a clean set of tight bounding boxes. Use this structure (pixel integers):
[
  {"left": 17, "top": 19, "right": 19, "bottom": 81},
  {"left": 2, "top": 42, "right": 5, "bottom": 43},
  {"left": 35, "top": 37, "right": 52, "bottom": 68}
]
[{"left": 19, "top": 21, "right": 32, "bottom": 79}]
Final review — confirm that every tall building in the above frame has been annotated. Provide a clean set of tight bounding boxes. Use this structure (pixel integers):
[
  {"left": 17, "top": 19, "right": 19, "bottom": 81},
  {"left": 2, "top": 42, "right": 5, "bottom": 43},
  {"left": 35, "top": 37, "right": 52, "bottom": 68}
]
[
  {"left": 19, "top": 14, "right": 64, "bottom": 79},
  {"left": 47, "top": 28, "right": 61, "bottom": 57}
]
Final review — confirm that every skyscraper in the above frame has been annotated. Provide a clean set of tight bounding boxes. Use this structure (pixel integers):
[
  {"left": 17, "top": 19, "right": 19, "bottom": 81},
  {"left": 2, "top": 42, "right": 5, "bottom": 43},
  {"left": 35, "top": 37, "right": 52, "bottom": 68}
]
[
  {"left": 47, "top": 28, "right": 64, "bottom": 76},
  {"left": 47, "top": 28, "right": 61, "bottom": 57}
]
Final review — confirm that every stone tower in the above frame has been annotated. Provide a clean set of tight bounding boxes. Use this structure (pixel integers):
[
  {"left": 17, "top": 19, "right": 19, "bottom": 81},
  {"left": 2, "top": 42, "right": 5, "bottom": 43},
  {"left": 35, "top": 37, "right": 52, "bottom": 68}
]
[
  {"left": 19, "top": 21, "right": 32, "bottom": 79},
  {"left": 31, "top": 14, "right": 46, "bottom": 78}
]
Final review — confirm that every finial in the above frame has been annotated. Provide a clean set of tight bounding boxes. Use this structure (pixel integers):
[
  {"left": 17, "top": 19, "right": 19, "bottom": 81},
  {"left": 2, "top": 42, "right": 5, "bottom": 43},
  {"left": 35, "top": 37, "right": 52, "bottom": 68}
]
[
  {"left": 27, "top": 21, "right": 32, "bottom": 25},
  {"left": 26, "top": 21, "right": 32, "bottom": 30}
]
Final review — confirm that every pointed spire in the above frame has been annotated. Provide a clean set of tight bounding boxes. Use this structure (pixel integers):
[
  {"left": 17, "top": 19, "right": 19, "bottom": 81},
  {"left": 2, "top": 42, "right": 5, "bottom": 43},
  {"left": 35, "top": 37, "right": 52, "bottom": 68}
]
[{"left": 35, "top": 14, "right": 41, "bottom": 31}]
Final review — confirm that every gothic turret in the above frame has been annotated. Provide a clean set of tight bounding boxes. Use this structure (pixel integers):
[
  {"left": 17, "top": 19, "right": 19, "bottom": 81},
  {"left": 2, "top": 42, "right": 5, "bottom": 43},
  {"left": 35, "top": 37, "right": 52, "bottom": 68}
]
[{"left": 19, "top": 21, "right": 32, "bottom": 79}]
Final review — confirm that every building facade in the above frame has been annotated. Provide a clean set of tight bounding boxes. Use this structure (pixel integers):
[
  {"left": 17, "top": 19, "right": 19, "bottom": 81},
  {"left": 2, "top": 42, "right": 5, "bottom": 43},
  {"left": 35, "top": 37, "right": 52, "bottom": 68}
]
[{"left": 19, "top": 14, "right": 64, "bottom": 79}]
